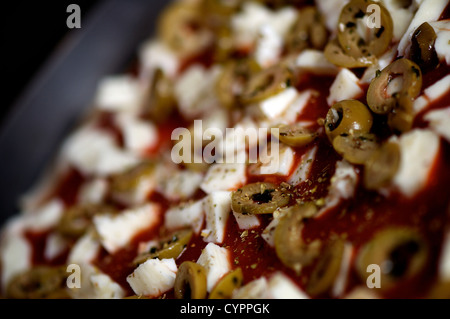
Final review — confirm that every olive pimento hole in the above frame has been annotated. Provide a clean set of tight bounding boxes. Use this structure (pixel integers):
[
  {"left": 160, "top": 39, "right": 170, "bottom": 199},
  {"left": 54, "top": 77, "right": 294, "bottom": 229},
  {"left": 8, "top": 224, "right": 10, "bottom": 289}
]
[
  {"left": 387, "top": 240, "right": 421, "bottom": 279},
  {"left": 251, "top": 189, "right": 274, "bottom": 204}
]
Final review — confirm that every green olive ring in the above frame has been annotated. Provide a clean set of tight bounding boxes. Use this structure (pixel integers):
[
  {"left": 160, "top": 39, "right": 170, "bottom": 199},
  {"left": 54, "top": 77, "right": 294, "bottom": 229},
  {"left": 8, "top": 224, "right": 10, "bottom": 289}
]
[
  {"left": 332, "top": 132, "right": 379, "bottom": 165},
  {"left": 275, "top": 123, "right": 319, "bottom": 147},
  {"left": 231, "top": 182, "right": 291, "bottom": 215},
  {"left": 367, "top": 58, "right": 422, "bottom": 116},
  {"left": 356, "top": 227, "right": 428, "bottom": 291},
  {"left": 306, "top": 239, "right": 345, "bottom": 296},
  {"left": 239, "top": 65, "right": 294, "bottom": 104},
  {"left": 324, "top": 38, "right": 376, "bottom": 68},
  {"left": 209, "top": 268, "right": 244, "bottom": 299},
  {"left": 133, "top": 229, "right": 194, "bottom": 265},
  {"left": 363, "top": 141, "right": 401, "bottom": 190},
  {"left": 274, "top": 203, "right": 322, "bottom": 273},
  {"left": 324, "top": 100, "right": 374, "bottom": 143},
  {"left": 6, "top": 266, "right": 70, "bottom": 299},
  {"left": 174, "top": 261, "right": 208, "bottom": 299},
  {"left": 337, "top": 0, "right": 393, "bottom": 59},
  {"left": 285, "top": 6, "right": 328, "bottom": 53}
]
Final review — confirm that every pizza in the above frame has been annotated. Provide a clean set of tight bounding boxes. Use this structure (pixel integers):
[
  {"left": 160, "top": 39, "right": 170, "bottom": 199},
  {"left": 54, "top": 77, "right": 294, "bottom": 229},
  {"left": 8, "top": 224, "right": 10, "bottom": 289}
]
[{"left": 1, "top": 0, "right": 449, "bottom": 299}]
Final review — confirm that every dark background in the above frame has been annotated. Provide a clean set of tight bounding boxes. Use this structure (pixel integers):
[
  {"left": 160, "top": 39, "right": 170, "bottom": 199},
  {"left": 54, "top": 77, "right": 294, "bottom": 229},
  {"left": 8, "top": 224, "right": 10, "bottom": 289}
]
[{"left": 0, "top": 1, "right": 100, "bottom": 126}]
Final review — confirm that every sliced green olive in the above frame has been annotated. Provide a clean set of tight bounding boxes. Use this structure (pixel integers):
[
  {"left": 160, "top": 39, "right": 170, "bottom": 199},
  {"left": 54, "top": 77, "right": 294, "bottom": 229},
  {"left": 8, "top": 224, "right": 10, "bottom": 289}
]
[
  {"left": 215, "top": 58, "right": 261, "bottom": 109},
  {"left": 306, "top": 239, "right": 345, "bottom": 296},
  {"left": 367, "top": 58, "right": 422, "bottom": 116},
  {"left": 337, "top": 0, "right": 393, "bottom": 59},
  {"left": 332, "top": 132, "right": 379, "bottom": 165},
  {"left": 410, "top": 22, "right": 439, "bottom": 73},
  {"left": 133, "top": 229, "right": 194, "bottom": 265},
  {"left": 324, "top": 38, "right": 376, "bottom": 68},
  {"left": 275, "top": 123, "right": 319, "bottom": 147},
  {"left": 231, "top": 182, "right": 290, "bottom": 215},
  {"left": 110, "top": 161, "right": 155, "bottom": 202},
  {"left": 324, "top": 100, "right": 374, "bottom": 142},
  {"left": 142, "top": 68, "right": 176, "bottom": 123},
  {"left": 274, "top": 203, "right": 321, "bottom": 274},
  {"left": 7, "top": 266, "right": 70, "bottom": 299},
  {"left": 356, "top": 227, "right": 428, "bottom": 291},
  {"left": 209, "top": 268, "right": 244, "bottom": 299},
  {"left": 240, "top": 65, "right": 294, "bottom": 105},
  {"left": 285, "top": 6, "right": 328, "bottom": 53},
  {"left": 364, "top": 141, "right": 400, "bottom": 190},
  {"left": 174, "top": 261, "right": 207, "bottom": 299},
  {"left": 58, "top": 203, "right": 117, "bottom": 238}
]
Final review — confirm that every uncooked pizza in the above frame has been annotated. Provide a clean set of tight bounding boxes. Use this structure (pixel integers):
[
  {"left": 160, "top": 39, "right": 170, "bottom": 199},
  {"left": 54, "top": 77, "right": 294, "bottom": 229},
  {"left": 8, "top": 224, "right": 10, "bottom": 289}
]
[{"left": 1, "top": 0, "right": 450, "bottom": 299}]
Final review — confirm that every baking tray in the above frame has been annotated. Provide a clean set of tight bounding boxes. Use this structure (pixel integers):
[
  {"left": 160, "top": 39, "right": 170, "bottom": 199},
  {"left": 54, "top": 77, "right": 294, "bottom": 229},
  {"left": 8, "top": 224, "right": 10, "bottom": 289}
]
[{"left": 0, "top": 0, "right": 167, "bottom": 226}]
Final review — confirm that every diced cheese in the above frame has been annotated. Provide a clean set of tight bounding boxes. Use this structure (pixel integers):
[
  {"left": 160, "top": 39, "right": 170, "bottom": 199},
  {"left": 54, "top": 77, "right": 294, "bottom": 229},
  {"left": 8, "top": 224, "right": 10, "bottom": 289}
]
[
  {"left": 138, "top": 40, "right": 180, "bottom": 80},
  {"left": 197, "top": 243, "right": 231, "bottom": 292},
  {"left": 439, "top": 230, "right": 450, "bottom": 281},
  {"left": 279, "top": 90, "right": 315, "bottom": 124},
  {"left": 202, "top": 191, "right": 232, "bottom": 244},
  {"left": 316, "top": 0, "right": 349, "bottom": 32},
  {"left": 127, "top": 258, "right": 177, "bottom": 297},
  {"left": 233, "top": 277, "right": 270, "bottom": 299},
  {"left": 89, "top": 273, "right": 126, "bottom": 299},
  {"left": 200, "top": 162, "right": 247, "bottom": 194},
  {"left": 429, "top": 20, "right": 450, "bottom": 65},
  {"left": 331, "top": 242, "right": 354, "bottom": 298},
  {"left": 165, "top": 200, "right": 205, "bottom": 235},
  {"left": 249, "top": 143, "right": 295, "bottom": 176},
  {"left": 44, "top": 232, "right": 68, "bottom": 261},
  {"left": 254, "top": 24, "right": 283, "bottom": 68},
  {"left": 115, "top": 113, "right": 158, "bottom": 155},
  {"left": 414, "top": 75, "right": 450, "bottom": 114},
  {"left": 23, "top": 199, "right": 64, "bottom": 232},
  {"left": 267, "top": 272, "right": 309, "bottom": 299},
  {"left": 0, "top": 232, "right": 31, "bottom": 291},
  {"left": 67, "top": 231, "right": 101, "bottom": 264},
  {"left": 393, "top": 129, "right": 440, "bottom": 197},
  {"left": 378, "top": 0, "right": 418, "bottom": 41},
  {"left": 221, "top": 117, "right": 259, "bottom": 159},
  {"left": 62, "top": 126, "right": 139, "bottom": 176},
  {"left": 78, "top": 178, "right": 109, "bottom": 204},
  {"left": 425, "top": 107, "right": 450, "bottom": 142},
  {"left": 295, "top": 50, "right": 339, "bottom": 76},
  {"left": 288, "top": 146, "right": 317, "bottom": 186},
  {"left": 174, "top": 64, "right": 222, "bottom": 120},
  {"left": 397, "top": 0, "right": 448, "bottom": 56},
  {"left": 94, "top": 75, "right": 142, "bottom": 113},
  {"left": 94, "top": 204, "right": 160, "bottom": 254},
  {"left": 261, "top": 207, "right": 288, "bottom": 247},
  {"left": 327, "top": 68, "right": 364, "bottom": 106},
  {"left": 233, "top": 211, "right": 260, "bottom": 230},
  {"left": 260, "top": 87, "right": 299, "bottom": 120},
  {"left": 157, "top": 169, "right": 204, "bottom": 202}
]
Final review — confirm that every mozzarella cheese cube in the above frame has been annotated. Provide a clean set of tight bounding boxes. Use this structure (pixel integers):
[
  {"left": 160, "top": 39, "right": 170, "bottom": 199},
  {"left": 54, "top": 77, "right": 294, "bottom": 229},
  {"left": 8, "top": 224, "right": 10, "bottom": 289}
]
[
  {"left": 221, "top": 117, "right": 259, "bottom": 158},
  {"left": 94, "top": 204, "right": 160, "bottom": 253},
  {"left": 295, "top": 50, "right": 339, "bottom": 75},
  {"left": 44, "top": 232, "right": 68, "bottom": 261},
  {"left": 78, "top": 178, "right": 109, "bottom": 204},
  {"left": 197, "top": 243, "right": 231, "bottom": 292},
  {"left": 165, "top": 200, "right": 205, "bottom": 235},
  {"left": 202, "top": 191, "right": 232, "bottom": 244},
  {"left": 89, "top": 273, "right": 126, "bottom": 299},
  {"left": 260, "top": 87, "right": 299, "bottom": 120},
  {"left": 288, "top": 146, "right": 317, "bottom": 186},
  {"left": 249, "top": 143, "right": 295, "bottom": 176},
  {"left": 127, "top": 258, "right": 178, "bottom": 297},
  {"left": 316, "top": 0, "right": 349, "bottom": 32},
  {"left": 254, "top": 24, "right": 283, "bottom": 68},
  {"left": 393, "top": 129, "right": 440, "bottom": 197},
  {"left": 115, "top": 113, "right": 158, "bottom": 155},
  {"left": 279, "top": 90, "right": 315, "bottom": 124},
  {"left": 429, "top": 20, "right": 450, "bottom": 65},
  {"left": 268, "top": 272, "right": 309, "bottom": 299},
  {"left": 331, "top": 242, "right": 353, "bottom": 298},
  {"left": 0, "top": 232, "right": 31, "bottom": 291},
  {"left": 414, "top": 75, "right": 450, "bottom": 113},
  {"left": 233, "top": 211, "right": 260, "bottom": 230},
  {"left": 200, "top": 162, "right": 247, "bottom": 194},
  {"left": 425, "top": 107, "right": 450, "bottom": 142},
  {"left": 23, "top": 199, "right": 64, "bottom": 232},
  {"left": 327, "top": 68, "right": 363, "bottom": 106},
  {"left": 233, "top": 277, "right": 270, "bottom": 299},
  {"left": 68, "top": 231, "right": 101, "bottom": 264},
  {"left": 157, "top": 169, "right": 204, "bottom": 202},
  {"left": 94, "top": 75, "right": 142, "bottom": 113},
  {"left": 139, "top": 40, "right": 179, "bottom": 80},
  {"left": 379, "top": 0, "right": 417, "bottom": 41}
]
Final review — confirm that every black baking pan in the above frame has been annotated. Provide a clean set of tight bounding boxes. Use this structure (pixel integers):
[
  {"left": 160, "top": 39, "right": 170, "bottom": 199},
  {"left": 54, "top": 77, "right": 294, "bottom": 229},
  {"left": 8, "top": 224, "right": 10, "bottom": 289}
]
[{"left": 0, "top": 0, "right": 167, "bottom": 226}]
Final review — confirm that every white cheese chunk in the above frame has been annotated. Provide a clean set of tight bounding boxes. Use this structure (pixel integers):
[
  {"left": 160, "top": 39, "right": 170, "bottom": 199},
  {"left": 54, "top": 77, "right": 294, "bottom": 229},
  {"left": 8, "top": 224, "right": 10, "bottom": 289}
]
[
  {"left": 89, "top": 273, "right": 126, "bottom": 299},
  {"left": 393, "top": 129, "right": 440, "bottom": 197},
  {"left": 268, "top": 272, "right": 309, "bottom": 299},
  {"left": 316, "top": 0, "right": 349, "bottom": 32},
  {"left": 331, "top": 242, "right": 354, "bottom": 298},
  {"left": 202, "top": 191, "right": 232, "bottom": 244},
  {"left": 288, "top": 146, "right": 317, "bottom": 186},
  {"left": 425, "top": 107, "right": 450, "bottom": 142},
  {"left": 254, "top": 24, "right": 283, "bottom": 68},
  {"left": 23, "top": 199, "right": 64, "bottom": 232},
  {"left": 165, "top": 200, "right": 205, "bottom": 235},
  {"left": 200, "top": 162, "right": 247, "bottom": 194},
  {"left": 260, "top": 87, "right": 299, "bottom": 120},
  {"left": 379, "top": 0, "right": 418, "bottom": 41},
  {"left": 44, "top": 232, "right": 68, "bottom": 261},
  {"left": 414, "top": 75, "right": 450, "bottom": 114},
  {"left": 127, "top": 258, "right": 177, "bottom": 297},
  {"left": 157, "top": 169, "right": 204, "bottom": 202},
  {"left": 295, "top": 50, "right": 339, "bottom": 76},
  {"left": 439, "top": 230, "right": 450, "bottom": 281},
  {"left": 62, "top": 126, "right": 139, "bottom": 176},
  {"left": 233, "top": 211, "right": 260, "bottom": 230},
  {"left": 261, "top": 207, "right": 289, "bottom": 247},
  {"left": 78, "top": 178, "right": 109, "bottom": 204},
  {"left": 249, "top": 143, "right": 295, "bottom": 176},
  {"left": 327, "top": 68, "right": 364, "bottom": 106},
  {"left": 139, "top": 40, "right": 180, "bottom": 80},
  {"left": 68, "top": 231, "right": 101, "bottom": 265},
  {"left": 94, "top": 75, "right": 142, "bottom": 113},
  {"left": 429, "top": 20, "right": 450, "bottom": 65},
  {"left": 233, "top": 277, "right": 270, "bottom": 299},
  {"left": 279, "top": 90, "right": 315, "bottom": 124},
  {"left": 0, "top": 232, "right": 31, "bottom": 291},
  {"left": 115, "top": 113, "right": 158, "bottom": 155},
  {"left": 94, "top": 204, "right": 160, "bottom": 254},
  {"left": 197, "top": 243, "right": 231, "bottom": 292},
  {"left": 398, "top": 0, "right": 448, "bottom": 56}
]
